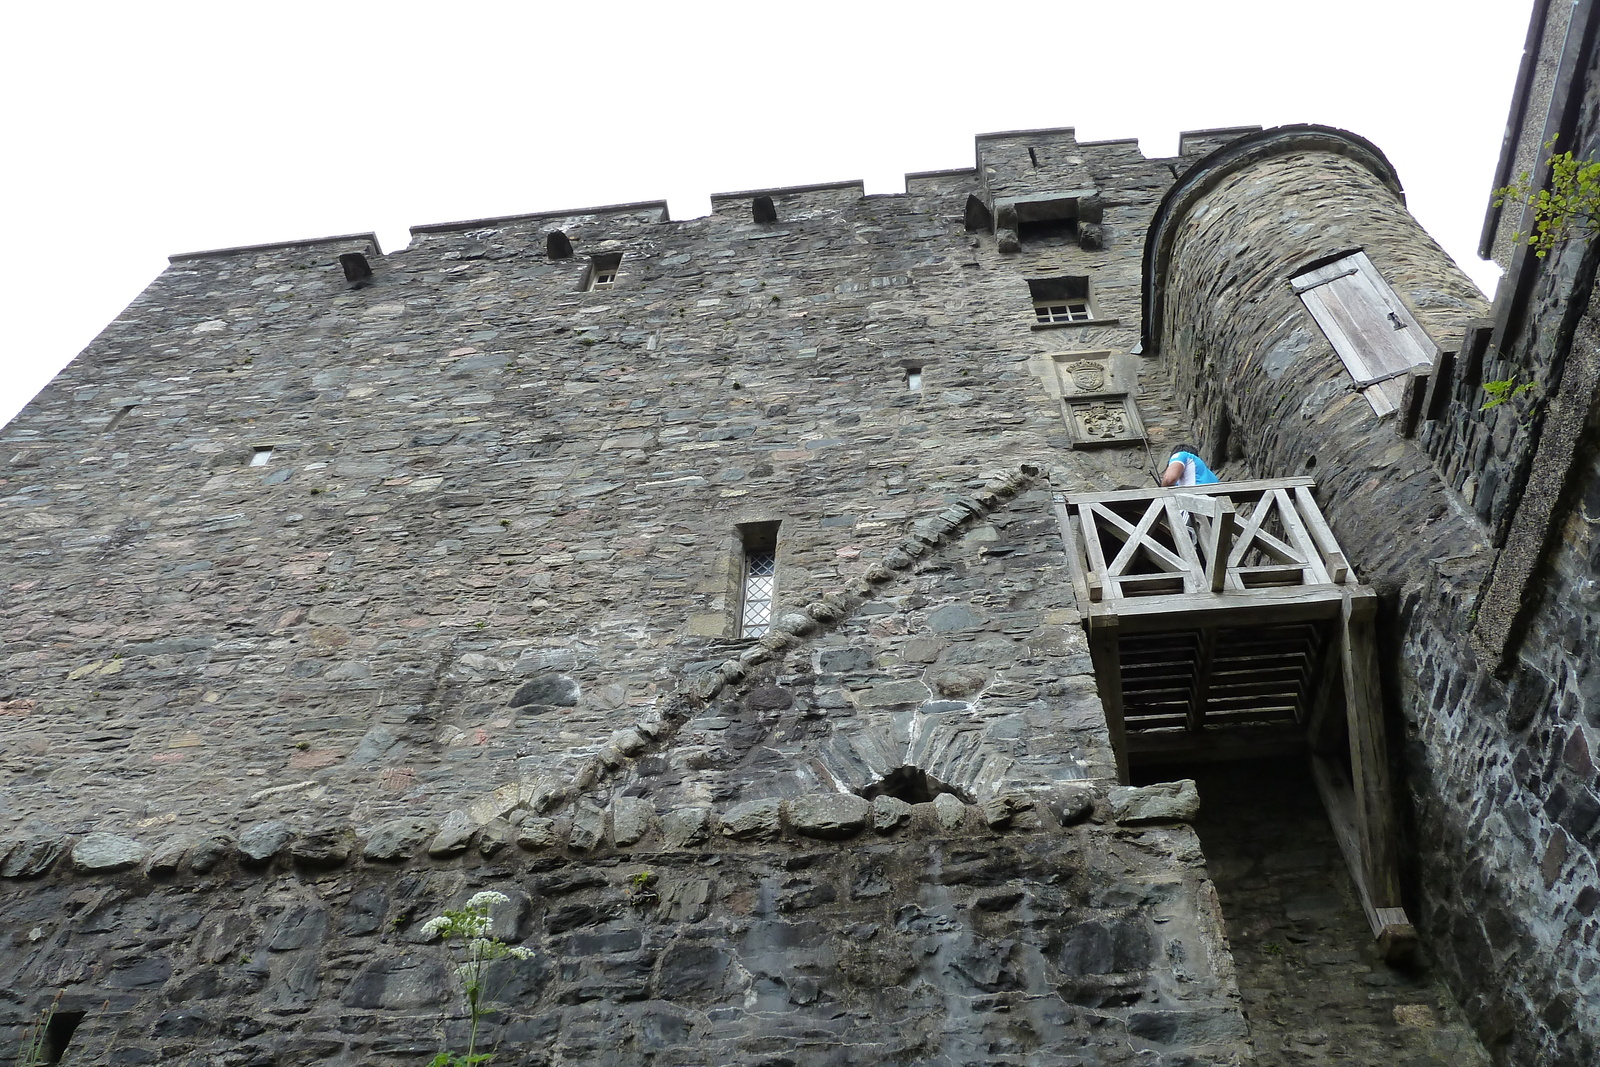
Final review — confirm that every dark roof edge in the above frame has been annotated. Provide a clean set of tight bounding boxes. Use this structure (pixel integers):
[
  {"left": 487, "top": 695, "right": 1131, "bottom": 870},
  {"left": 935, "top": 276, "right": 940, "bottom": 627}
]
[
  {"left": 975, "top": 125, "right": 1076, "bottom": 142},
  {"left": 1140, "top": 124, "right": 1404, "bottom": 355},
  {"left": 708, "top": 179, "right": 865, "bottom": 202},
  {"left": 904, "top": 167, "right": 976, "bottom": 181},
  {"left": 169, "top": 232, "right": 381, "bottom": 264},
  {"left": 409, "top": 201, "right": 671, "bottom": 236}
]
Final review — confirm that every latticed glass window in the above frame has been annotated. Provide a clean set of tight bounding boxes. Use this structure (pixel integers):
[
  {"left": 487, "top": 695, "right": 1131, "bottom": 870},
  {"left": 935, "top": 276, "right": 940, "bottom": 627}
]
[
  {"left": 737, "top": 521, "right": 780, "bottom": 637},
  {"left": 1034, "top": 300, "right": 1092, "bottom": 323},
  {"left": 1027, "top": 276, "right": 1095, "bottom": 324},
  {"left": 585, "top": 252, "right": 624, "bottom": 292},
  {"left": 740, "top": 549, "right": 776, "bottom": 637}
]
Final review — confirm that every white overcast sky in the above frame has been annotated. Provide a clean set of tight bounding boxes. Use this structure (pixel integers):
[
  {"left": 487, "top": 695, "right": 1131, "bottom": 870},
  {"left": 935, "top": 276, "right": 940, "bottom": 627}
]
[{"left": 1, "top": 1, "right": 1530, "bottom": 428}]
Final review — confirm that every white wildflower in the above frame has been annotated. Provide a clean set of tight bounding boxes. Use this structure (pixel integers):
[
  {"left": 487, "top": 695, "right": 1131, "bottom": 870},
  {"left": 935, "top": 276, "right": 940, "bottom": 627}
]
[
  {"left": 419, "top": 916, "right": 450, "bottom": 939},
  {"left": 506, "top": 946, "right": 534, "bottom": 960},
  {"left": 465, "top": 891, "right": 511, "bottom": 909}
]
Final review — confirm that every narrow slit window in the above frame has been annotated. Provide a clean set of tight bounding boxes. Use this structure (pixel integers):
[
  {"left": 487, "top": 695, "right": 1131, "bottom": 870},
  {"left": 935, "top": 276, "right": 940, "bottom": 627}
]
[
  {"left": 906, "top": 367, "right": 923, "bottom": 392},
  {"left": 250, "top": 446, "right": 274, "bottom": 467},
  {"left": 1028, "top": 276, "right": 1095, "bottom": 324},
  {"left": 738, "top": 522, "right": 780, "bottom": 638},
  {"left": 585, "top": 252, "right": 624, "bottom": 291}
]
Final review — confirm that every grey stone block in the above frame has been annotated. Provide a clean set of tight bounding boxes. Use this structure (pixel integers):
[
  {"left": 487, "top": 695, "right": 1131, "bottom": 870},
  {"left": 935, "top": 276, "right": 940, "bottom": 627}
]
[
  {"left": 872, "top": 795, "right": 912, "bottom": 832},
  {"left": 290, "top": 825, "right": 353, "bottom": 869},
  {"left": 72, "top": 832, "right": 149, "bottom": 873},
  {"left": 568, "top": 803, "right": 606, "bottom": 851},
  {"left": 0, "top": 831, "right": 67, "bottom": 878},
  {"left": 788, "top": 794, "right": 870, "bottom": 838},
  {"left": 362, "top": 817, "right": 435, "bottom": 862},
  {"left": 187, "top": 835, "right": 233, "bottom": 874},
  {"left": 146, "top": 834, "right": 197, "bottom": 877},
  {"left": 1107, "top": 780, "right": 1200, "bottom": 825},
  {"left": 427, "top": 810, "right": 477, "bottom": 857},
  {"left": 933, "top": 792, "right": 968, "bottom": 831},
  {"left": 611, "top": 797, "right": 654, "bottom": 846},
  {"left": 662, "top": 807, "right": 713, "bottom": 849},
  {"left": 237, "top": 821, "right": 294, "bottom": 864},
  {"left": 515, "top": 818, "right": 562, "bottom": 852},
  {"left": 721, "top": 798, "right": 782, "bottom": 840}
]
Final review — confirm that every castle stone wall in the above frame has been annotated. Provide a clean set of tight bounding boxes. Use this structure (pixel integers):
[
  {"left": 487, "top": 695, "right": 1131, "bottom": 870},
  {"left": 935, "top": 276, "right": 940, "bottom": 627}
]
[{"left": 0, "top": 132, "right": 1262, "bottom": 1064}]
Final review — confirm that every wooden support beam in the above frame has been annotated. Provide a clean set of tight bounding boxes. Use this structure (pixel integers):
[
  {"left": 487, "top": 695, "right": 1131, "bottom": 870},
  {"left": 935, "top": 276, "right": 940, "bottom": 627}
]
[
  {"left": 1054, "top": 495, "right": 1093, "bottom": 606},
  {"left": 1337, "top": 591, "right": 1411, "bottom": 962},
  {"left": 1304, "top": 621, "right": 1346, "bottom": 755},
  {"left": 1129, "top": 723, "right": 1306, "bottom": 765},
  {"left": 1067, "top": 475, "right": 1315, "bottom": 506},
  {"left": 1083, "top": 585, "right": 1346, "bottom": 633},
  {"left": 1186, "top": 626, "right": 1219, "bottom": 732},
  {"left": 1310, "top": 754, "right": 1418, "bottom": 965},
  {"left": 1080, "top": 504, "right": 1112, "bottom": 603},
  {"left": 1292, "top": 486, "right": 1349, "bottom": 583},
  {"left": 1273, "top": 488, "right": 1331, "bottom": 585},
  {"left": 1162, "top": 497, "right": 1205, "bottom": 595},
  {"left": 1088, "top": 617, "right": 1129, "bottom": 783},
  {"left": 1204, "top": 498, "right": 1236, "bottom": 593}
]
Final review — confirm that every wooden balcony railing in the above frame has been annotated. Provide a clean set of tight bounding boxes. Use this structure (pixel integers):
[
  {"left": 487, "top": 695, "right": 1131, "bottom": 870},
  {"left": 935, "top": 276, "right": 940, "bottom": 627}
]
[{"left": 1053, "top": 476, "right": 1415, "bottom": 960}]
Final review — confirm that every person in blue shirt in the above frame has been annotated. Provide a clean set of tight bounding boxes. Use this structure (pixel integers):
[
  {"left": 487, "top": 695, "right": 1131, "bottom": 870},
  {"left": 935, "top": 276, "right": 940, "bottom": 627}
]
[{"left": 1160, "top": 445, "right": 1220, "bottom": 487}]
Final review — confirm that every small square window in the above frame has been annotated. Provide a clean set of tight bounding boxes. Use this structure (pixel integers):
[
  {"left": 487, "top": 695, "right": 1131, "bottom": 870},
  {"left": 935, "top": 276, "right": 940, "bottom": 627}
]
[
  {"left": 1027, "top": 276, "right": 1096, "bottom": 325},
  {"left": 585, "top": 252, "right": 624, "bottom": 292},
  {"left": 250, "top": 446, "right": 274, "bottom": 467},
  {"left": 906, "top": 367, "right": 923, "bottom": 392},
  {"left": 1034, "top": 301, "right": 1092, "bottom": 324}
]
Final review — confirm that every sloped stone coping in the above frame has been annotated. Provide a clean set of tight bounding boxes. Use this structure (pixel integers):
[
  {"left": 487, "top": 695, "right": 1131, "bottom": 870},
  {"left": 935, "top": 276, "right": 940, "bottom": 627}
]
[
  {"left": 0, "top": 781, "right": 1201, "bottom": 883},
  {"left": 474, "top": 464, "right": 1045, "bottom": 826}
]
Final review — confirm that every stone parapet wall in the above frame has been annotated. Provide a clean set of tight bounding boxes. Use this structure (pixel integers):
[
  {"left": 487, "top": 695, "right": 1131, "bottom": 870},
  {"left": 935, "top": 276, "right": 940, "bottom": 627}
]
[{"left": 0, "top": 791, "right": 1247, "bottom": 1066}]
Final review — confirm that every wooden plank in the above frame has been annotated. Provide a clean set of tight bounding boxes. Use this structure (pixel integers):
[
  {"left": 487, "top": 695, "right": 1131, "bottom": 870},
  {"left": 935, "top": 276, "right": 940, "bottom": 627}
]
[
  {"left": 1204, "top": 498, "right": 1236, "bottom": 592},
  {"left": 1127, "top": 723, "right": 1306, "bottom": 765},
  {"left": 1163, "top": 497, "right": 1205, "bottom": 595},
  {"left": 1078, "top": 504, "right": 1112, "bottom": 603},
  {"left": 1107, "top": 498, "right": 1172, "bottom": 578},
  {"left": 1339, "top": 592, "right": 1403, "bottom": 915},
  {"left": 1054, "top": 495, "right": 1093, "bottom": 607},
  {"left": 1236, "top": 564, "right": 1311, "bottom": 587},
  {"left": 1171, "top": 493, "right": 1222, "bottom": 518},
  {"left": 1089, "top": 618, "right": 1129, "bottom": 783},
  {"left": 1086, "top": 501, "right": 1188, "bottom": 576},
  {"left": 1310, "top": 754, "right": 1385, "bottom": 935},
  {"left": 1273, "top": 488, "right": 1332, "bottom": 585},
  {"left": 1066, "top": 476, "right": 1315, "bottom": 506},
  {"left": 1097, "top": 585, "right": 1348, "bottom": 633},
  {"left": 1292, "top": 486, "right": 1349, "bottom": 583},
  {"left": 1189, "top": 627, "right": 1218, "bottom": 732},
  {"left": 1362, "top": 378, "right": 1404, "bottom": 418},
  {"left": 1398, "top": 366, "right": 1430, "bottom": 438},
  {"left": 1310, "top": 754, "right": 1418, "bottom": 964}
]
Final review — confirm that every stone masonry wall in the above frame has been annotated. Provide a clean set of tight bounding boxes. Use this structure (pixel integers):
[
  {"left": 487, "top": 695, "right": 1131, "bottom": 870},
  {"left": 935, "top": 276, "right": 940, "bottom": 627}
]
[
  {"left": 0, "top": 781, "right": 1246, "bottom": 1066},
  {"left": 1151, "top": 137, "right": 1595, "bottom": 1065},
  {"left": 0, "top": 133, "right": 1202, "bottom": 837},
  {"left": 0, "top": 129, "right": 1259, "bottom": 1063}
]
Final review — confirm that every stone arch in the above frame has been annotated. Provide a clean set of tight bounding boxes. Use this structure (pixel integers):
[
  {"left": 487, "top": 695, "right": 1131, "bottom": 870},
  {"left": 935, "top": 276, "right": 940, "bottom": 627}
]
[{"left": 811, "top": 705, "right": 1018, "bottom": 802}]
